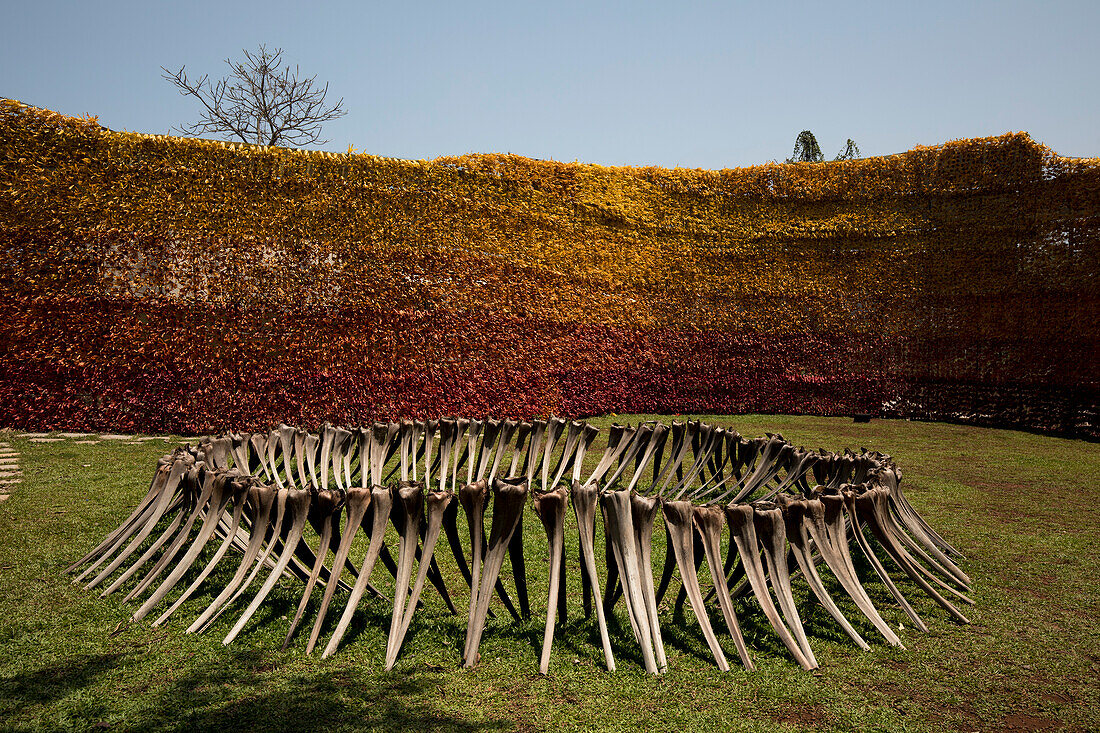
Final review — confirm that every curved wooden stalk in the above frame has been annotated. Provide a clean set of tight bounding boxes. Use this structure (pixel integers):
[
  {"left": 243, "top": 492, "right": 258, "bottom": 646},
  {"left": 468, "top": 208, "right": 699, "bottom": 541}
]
[
  {"left": 571, "top": 480, "right": 615, "bottom": 671},
  {"left": 101, "top": 508, "right": 187, "bottom": 597},
  {"left": 386, "top": 488, "right": 453, "bottom": 669},
  {"left": 835, "top": 491, "right": 929, "bottom": 633},
  {"left": 725, "top": 503, "right": 813, "bottom": 670},
  {"left": 694, "top": 504, "right": 755, "bottom": 670},
  {"left": 229, "top": 434, "right": 251, "bottom": 474},
  {"left": 77, "top": 459, "right": 188, "bottom": 586},
  {"left": 88, "top": 502, "right": 193, "bottom": 598},
  {"left": 887, "top": 518, "right": 973, "bottom": 596},
  {"left": 630, "top": 493, "right": 666, "bottom": 672},
  {"left": 436, "top": 421, "right": 478, "bottom": 604},
  {"left": 752, "top": 503, "right": 818, "bottom": 668},
  {"left": 600, "top": 490, "right": 658, "bottom": 675},
  {"left": 223, "top": 486, "right": 312, "bottom": 644},
  {"left": 887, "top": 470, "right": 964, "bottom": 559},
  {"left": 533, "top": 485, "right": 568, "bottom": 674},
  {"left": 130, "top": 470, "right": 234, "bottom": 619},
  {"left": 460, "top": 478, "right": 489, "bottom": 663},
  {"left": 152, "top": 476, "right": 251, "bottom": 627},
  {"left": 322, "top": 484, "right": 392, "bottom": 658},
  {"left": 879, "top": 470, "right": 971, "bottom": 589},
  {"left": 65, "top": 455, "right": 177, "bottom": 574},
  {"left": 202, "top": 436, "right": 233, "bottom": 472},
  {"left": 700, "top": 533, "right": 743, "bottom": 606},
  {"left": 121, "top": 465, "right": 217, "bottom": 601},
  {"left": 455, "top": 478, "right": 525, "bottom": 651},
  {"left": 857, "top": 488, "right": 971, "bottom": 624},
  {"left": 186, "top": 481, "right": 277, "bottom": 634},
  {"left": 280, "top": 488, "right": 343, "bottom": 650},
  {"left": 883, "top": 507, "right": 971, "bottom": 593},
  {"left": 778, "top": 495, "right": 870, "bottom": 651},
  {"left": 661, "top": 500, "right": 729, "bottom": 671},
  {"left": 464, "top": 477, "right": 528, "bottom": 668},
  {"left": 385, "top": 481, "right": 425, "bottom": 664},
  {"left": 802, "top": 495, "right": 904, "bottom": 647},
  {"left": 195, "top": 483, "right": 291, "bottom": 634},
  {"left": 306, "top": 485, "right": 372, "bottom": 654}
]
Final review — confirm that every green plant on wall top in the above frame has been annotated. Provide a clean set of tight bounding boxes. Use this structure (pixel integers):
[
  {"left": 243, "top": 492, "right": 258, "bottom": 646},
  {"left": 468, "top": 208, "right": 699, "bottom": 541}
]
[
  {"left": 788, "top": 131, "right": 861, "bottom": 163},
  {"left": 788, "top": 130, "right": 826, "bottom": 163}
]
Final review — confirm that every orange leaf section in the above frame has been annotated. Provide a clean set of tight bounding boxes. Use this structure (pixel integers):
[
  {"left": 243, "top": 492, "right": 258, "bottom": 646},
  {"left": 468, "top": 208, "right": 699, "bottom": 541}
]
[{"left": 0, "top": 99, "right": 1096, "bottom": 436}]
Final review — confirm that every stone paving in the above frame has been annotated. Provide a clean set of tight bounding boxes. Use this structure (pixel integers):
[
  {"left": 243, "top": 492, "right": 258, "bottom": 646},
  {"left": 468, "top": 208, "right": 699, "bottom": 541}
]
[
  {"left": 0, "top": 442, "right": 18, "bottom": 502},
  {"left": 0, "top": 433, "right": 197, "bottom": 503},
  {"left": 13, "top": 432, "right": 183, "bottom": 441}
]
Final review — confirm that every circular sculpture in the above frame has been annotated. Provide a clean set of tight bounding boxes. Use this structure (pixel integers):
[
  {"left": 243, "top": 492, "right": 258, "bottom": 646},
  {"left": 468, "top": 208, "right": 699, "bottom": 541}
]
[{"left": 68, "top": 418, "right": 971, "bottom": 673}]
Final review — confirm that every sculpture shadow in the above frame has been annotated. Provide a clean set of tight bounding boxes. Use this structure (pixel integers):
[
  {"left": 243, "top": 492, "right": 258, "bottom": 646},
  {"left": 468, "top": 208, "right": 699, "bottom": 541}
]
[
  {"left": 0, "top": 648, "right": 512, "bottom": 733},
  {"left": 0, "top": 653, "right": 125, "bottom": 709}
]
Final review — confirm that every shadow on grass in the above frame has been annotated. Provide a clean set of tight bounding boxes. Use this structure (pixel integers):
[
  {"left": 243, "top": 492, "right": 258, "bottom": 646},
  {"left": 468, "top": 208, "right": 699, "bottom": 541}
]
[
  {"left": 143, "top": 660, "right": 511, "bottom": 733},
  {"left": 0, "top": 648, "right": 513, "bottom": 733},
  {"left": 0, "top": 653, "right": 124, "bottom": 707}
]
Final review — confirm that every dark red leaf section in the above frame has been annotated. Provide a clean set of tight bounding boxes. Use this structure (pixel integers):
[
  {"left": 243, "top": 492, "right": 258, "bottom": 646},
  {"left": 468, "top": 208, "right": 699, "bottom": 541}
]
[{"left": 0, "top": 297, "right": 1091, "bottom": 436}]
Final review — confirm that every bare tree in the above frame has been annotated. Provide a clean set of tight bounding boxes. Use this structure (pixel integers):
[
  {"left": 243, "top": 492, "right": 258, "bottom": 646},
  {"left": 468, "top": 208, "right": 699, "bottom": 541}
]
[{"left": 162, "top": 45, "right": 346, "bottom": 147}]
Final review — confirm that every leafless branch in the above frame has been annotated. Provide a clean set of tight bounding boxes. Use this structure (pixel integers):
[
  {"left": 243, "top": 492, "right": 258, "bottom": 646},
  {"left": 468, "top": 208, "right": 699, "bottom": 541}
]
[{"left": 162, "top": 45, "right": 346, "bottom": 147}]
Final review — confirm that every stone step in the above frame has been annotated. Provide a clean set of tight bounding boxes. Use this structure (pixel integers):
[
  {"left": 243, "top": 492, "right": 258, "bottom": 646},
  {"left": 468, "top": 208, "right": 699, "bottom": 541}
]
[{"left": 29, "top": 437, "right": 65, "bottom": 443}]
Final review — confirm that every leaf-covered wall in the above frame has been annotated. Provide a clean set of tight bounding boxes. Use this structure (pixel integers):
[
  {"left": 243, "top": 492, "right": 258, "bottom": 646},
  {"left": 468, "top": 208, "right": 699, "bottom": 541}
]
[{"left": 1, "top": 100, "right": 1097, "bottom": 435}]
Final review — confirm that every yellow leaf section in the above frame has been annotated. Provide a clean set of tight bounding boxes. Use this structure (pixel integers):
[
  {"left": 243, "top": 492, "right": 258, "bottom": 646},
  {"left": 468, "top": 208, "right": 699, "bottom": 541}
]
[{"left": 1, "top": 99, "right": 1098, "bottom": 340}]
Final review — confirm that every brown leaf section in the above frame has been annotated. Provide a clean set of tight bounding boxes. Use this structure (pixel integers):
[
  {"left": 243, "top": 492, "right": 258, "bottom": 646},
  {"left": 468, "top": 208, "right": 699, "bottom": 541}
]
[{"left": 0, "top": 100, "right": 1096, "bottom": 435}]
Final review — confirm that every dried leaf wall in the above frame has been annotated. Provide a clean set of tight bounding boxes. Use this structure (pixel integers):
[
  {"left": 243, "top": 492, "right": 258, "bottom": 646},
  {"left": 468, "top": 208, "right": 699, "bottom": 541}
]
[{"left": 1, "top": 100, "right": 1097, "bottom": 435}]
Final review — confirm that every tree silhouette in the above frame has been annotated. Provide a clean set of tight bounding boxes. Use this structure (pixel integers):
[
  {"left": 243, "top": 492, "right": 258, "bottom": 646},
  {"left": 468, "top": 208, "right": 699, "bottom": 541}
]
[
  {"left": 834, "top": 139, "right": 861, "bottom": 161},
  {"left": 786, "top": 131, "right": 861, "bottom": 163},
  {"left": 788, "top": 130, "right": 825, "bottom": 163},
  {"left": 163, "top": 45, "right": 346, "bottom": 147}
]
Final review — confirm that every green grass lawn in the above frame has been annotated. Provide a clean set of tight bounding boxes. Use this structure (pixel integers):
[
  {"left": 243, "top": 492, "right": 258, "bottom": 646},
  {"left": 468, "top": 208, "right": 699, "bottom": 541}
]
[{"left": 0, "top": 416, "right": 1097, "bottom": 732}]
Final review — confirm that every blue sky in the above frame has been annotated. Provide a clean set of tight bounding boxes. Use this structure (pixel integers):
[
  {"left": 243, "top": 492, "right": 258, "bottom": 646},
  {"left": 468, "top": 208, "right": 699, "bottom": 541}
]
[{"left": 3, "top": 0, "right": 1097, "bottom": 167}]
